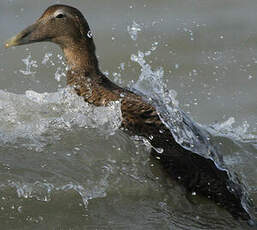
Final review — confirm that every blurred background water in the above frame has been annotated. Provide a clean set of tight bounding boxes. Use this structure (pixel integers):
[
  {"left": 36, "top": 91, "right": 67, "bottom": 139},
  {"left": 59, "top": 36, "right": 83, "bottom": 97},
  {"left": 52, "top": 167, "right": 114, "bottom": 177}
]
[{"left": 0, "top": 0, "right": 257, "bottom": 229}]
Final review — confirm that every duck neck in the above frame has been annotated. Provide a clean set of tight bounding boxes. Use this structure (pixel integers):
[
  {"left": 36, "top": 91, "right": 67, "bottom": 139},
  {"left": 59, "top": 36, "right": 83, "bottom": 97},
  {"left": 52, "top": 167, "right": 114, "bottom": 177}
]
[
  {"left": 63, "top": 39, "right": 100, "bottom": 78},
  {"left": 62, "top": 38, "right": 122, "bottom": 105}
]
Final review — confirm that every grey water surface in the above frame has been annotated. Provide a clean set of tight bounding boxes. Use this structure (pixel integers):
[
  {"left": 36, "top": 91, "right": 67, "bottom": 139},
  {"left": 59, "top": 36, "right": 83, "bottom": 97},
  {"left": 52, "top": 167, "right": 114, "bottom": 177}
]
[{"left": 0, "top": 0, "right": 257, "bottom": 229}]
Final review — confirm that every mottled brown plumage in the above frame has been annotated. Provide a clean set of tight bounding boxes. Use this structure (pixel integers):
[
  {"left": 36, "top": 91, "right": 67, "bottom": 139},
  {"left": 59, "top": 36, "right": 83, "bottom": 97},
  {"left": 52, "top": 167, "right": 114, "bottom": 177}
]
[{"left": 5, "top": 4, "right": 253, "bottom": 221}]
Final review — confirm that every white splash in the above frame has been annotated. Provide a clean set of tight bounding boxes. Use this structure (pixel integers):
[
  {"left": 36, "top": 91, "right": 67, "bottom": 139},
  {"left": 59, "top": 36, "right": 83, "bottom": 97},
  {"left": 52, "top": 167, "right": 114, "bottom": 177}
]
[
  {"left": 0, "top": 87, "right": 122, "bottom": 152},
  {"left": 7, "top": 163, "right": 111, "bottom": 207},
  {"left": 130, "top": 45, "right": 215, "bottom": 161},
  {"left": 54, "top": 67, "right": 66, "bottom": 82},
  {"left": 209, "top": 117, "right": 257, "bottom": 140},
  {"left": 127, "top": 21, "right": 142, "bottom": 41},
  {"left": 42, "top": 53, "right": 54, "bottom": 65},
  {"left": 19, "top": 54, "right": 38, "bottom": 76}
]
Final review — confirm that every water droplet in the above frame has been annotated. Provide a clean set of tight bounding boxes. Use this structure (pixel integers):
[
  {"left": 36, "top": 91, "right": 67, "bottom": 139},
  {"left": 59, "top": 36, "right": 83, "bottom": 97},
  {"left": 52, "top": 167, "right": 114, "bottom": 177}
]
[
  {"left": 19, "top": 54, "right": 37, "bottom": 76},
  {"left": 87, "top": 30, "right": 92, "bottom": 38},
  {"left": 127, "top": 21, "right": 142, "bottom": 41}
]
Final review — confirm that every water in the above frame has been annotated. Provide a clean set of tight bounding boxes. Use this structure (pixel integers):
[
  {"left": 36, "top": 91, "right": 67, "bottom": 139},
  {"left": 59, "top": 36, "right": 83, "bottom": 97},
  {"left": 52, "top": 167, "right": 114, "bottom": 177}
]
[{"left": 1, "top": 0, "right": 257, "bottom": 229}]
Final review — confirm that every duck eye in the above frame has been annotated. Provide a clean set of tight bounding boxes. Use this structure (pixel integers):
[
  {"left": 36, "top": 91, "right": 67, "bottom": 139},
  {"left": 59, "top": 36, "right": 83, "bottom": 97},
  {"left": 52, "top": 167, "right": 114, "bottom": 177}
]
[{"left": 56, "top": 13, "right": 65, "bottom": 19}]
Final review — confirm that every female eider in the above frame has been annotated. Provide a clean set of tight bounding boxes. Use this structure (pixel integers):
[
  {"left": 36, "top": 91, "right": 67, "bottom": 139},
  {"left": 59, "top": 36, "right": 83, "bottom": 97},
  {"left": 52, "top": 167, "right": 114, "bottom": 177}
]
[{"left": 5, "top": 4, "right": 254, "bottom": 221}]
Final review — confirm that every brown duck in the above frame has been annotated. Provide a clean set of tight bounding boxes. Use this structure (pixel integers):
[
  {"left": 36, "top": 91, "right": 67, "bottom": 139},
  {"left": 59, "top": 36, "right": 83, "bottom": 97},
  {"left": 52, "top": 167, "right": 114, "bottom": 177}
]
[{"left": 5, "top": 4, "right": 254, "bottom": 221}]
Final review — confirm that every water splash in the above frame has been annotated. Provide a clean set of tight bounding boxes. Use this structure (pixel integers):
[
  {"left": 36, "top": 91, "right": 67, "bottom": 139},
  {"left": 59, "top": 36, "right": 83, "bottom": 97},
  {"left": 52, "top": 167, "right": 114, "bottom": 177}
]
[
  {"left": 209, "top": 117, "right": 257, "bottom": 141},
  {"left": 42, "top": 52, "right": 68, "bottom": 83},
  {"left": 176, "top": 19, "right": 206, "bottom": 41},
  {"left": 0, "top": 87, "right": 122, "bottom": 152},
  {"left": 130, "top": 47, "right": 216, "bottom": 162},
  {"left": 54, "top": 67, "right": 66, "bottom": 82},
  {"left": 127, "top": 21, "right": 142, "bottom": 41},
  {"left": 130, "top": 44, "right": 257, "bottom": 220},
  {"left": 42, "top": 53, "right": 54, "bottom": 65},
  {"left": 19, "top": 54, "right": 38, "bottom": 76},
  {"left": 6, "top": 165, "right": 111, "bottom": 207}
]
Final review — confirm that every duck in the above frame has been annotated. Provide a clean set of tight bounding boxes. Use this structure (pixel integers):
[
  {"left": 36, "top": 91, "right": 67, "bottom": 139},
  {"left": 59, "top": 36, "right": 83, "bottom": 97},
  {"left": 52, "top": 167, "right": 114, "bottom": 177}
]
[{"left": 5, "top": 4, "right": 254, "bottom": 221}]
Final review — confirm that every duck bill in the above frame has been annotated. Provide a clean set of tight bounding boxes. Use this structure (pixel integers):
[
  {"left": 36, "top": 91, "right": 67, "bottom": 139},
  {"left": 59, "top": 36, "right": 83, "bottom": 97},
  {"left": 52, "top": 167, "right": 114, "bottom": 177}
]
[{"left": 5, "top": 23, "right": 41, "bottom": 48}]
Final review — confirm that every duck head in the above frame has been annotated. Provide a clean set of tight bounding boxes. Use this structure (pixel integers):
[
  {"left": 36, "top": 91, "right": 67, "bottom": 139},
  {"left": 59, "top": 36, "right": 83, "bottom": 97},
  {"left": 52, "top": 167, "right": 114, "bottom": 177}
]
[
  {"left": 5, "top": 4, "right": 98, "bottom": 70},
  {"left": 5, "top": 4, "right": 93, "bottom": 48}
]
